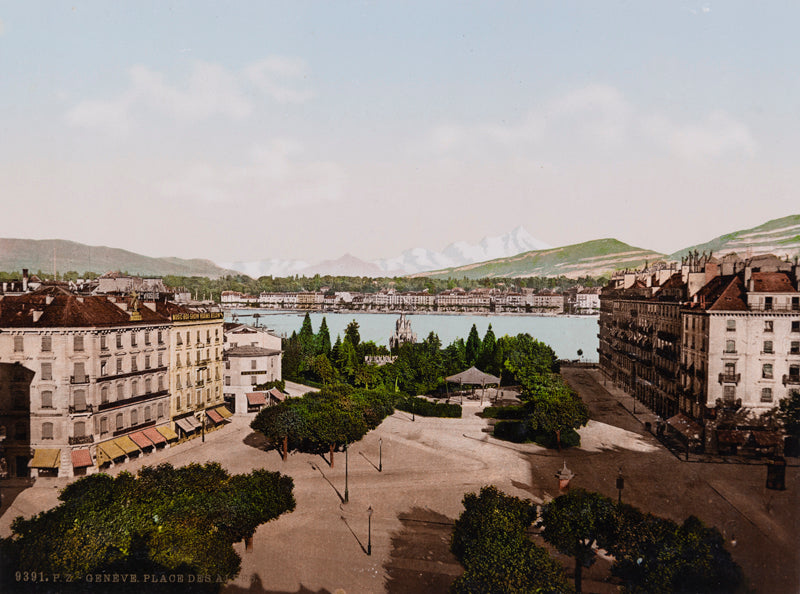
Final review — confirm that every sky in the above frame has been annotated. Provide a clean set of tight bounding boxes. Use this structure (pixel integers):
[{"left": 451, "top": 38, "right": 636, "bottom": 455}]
[{"left": 1, "top": 1, "right": 798, "bottom": 265}]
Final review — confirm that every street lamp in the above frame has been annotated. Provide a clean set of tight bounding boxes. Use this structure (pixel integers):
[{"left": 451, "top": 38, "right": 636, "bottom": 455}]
[
  {"left": 379, "top": 438, "right": 383, "bottom": 472},
  {"left": 344, "top": 443, "right": 349, "bottom": 503},
  {"left": 616, "top": 468, "right": 624, "bottom": 504},
  {"left": 367, "top": 505, "right": 373, "bottom": 555}
]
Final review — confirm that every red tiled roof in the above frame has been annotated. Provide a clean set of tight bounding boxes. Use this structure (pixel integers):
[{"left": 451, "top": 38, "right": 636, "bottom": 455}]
[{"left": 750, "top": 272, "right": 797, "bottom": 293}]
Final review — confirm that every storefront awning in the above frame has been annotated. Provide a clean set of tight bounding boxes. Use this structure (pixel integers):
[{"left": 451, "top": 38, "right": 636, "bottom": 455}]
[
  {"left": 30, "top": 449, "right": 61, "bottom": 468},
  {"left": 98, "top": 440, "right": 127, "bottom": 463},
  {"left": 717, "top": 430, "right": 748, "bottom": 445},
  {"left": 143, "top": 427, "right": 167, "bottom": 445},
  {"left": 666, "top": 413, "right": 703, "bottom": 440},
  {"left": 215, "top": 406, "right": 233, "bottom": 419},
  {"left": 268, "top": 388, "right": 286, "bottom": 402},
  {"left": 206, "top": 409, "right": 224, "bottom": 424},
  {"left": 157, "top": 425, "right": 179, "bottom": 441},
  {"left": 71, "top": 449, "right": 93, "bottom": 468},
  {"left": 186, "top": 415, "right": 202, "bottom": 429},
  {"left": 129, "top": 431, "right": 153, "bottom": 449},
  {"left": 247, "top": 392, "right": 267, "bottom": 405},
  {"left": 175, "top": 417, "right": 196, "bottom": 433},
  {"left": 113, "top": 435, "right": 140, "bottom": 455}
]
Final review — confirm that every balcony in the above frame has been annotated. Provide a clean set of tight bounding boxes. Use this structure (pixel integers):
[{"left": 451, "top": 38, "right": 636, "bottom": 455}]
[
  {"left": 196, "top": 380, "right": 205, "bottom": 387},
  {"left": 69, "top": 404, "right": 94, "bottom": 415},
  {"left": 69, "top": 434, "right": 94, "bottom": 445},
  {"left": 70, "top": 375, "right": 90, "bottom": 384},
  {"left": 749, "top": 303, "right": 800, "bottom": 312},
  {"left": 718, "top": 373, "right": 741, "bottom": 385},
  {"left": 783, "top": 374, "right": 800, "bottom": 386},
  {"left": 97, "top": 389, "right": 169, "bottom": 412}
]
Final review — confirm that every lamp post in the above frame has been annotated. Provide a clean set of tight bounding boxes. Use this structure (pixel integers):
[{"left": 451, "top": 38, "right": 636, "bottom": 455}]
[
  {"left": 367, "top": 505, "right": 373, "bottom": 555},
  {"left": 344, "top": 443, "right": 349, "bottom": 503},
  {"left": 616, "top": 468, "right": 624, "bottom": 504},
  {"left": 379, "top": 438, "right": 383, "bottom": 472},
  {"left": 412, "top": 400, "right": 415, "bottom": 422}
]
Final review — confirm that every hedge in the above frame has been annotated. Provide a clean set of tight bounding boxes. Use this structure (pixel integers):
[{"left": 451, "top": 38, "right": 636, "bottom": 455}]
[
  {"left": 396, "top": 396, "right": 462, "bottom": 418},
  {"left": 482, "top": 405, "right": 527, "bottom": 420}
]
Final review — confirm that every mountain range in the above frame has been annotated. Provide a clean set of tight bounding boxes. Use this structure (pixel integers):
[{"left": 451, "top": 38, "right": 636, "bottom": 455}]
[{"left": 1, "top": 215, "right": 797, "bottom": 280}]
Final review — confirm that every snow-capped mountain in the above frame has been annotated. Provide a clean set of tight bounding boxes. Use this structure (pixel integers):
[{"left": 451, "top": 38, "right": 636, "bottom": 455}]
[
  {"left": 374, "top": 226, "right": 551, "bottom": 275},
  {"left": 220, "top": 226, "right": 550, "bottom": 278}
]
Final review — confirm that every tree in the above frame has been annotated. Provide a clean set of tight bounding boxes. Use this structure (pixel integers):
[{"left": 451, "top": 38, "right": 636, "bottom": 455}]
[
  {"left": 0, "top": 464, "right": 295, "bottom": 593},
  {"left": 778, "top": 389, "right": 800, "bottom": 441},
  {"left": 527, "top": 379, "right": 589, "bottom": 450},
  {"left": 540, "top": 489, "right": 617, "bottom": 593},
  {"left": 344, "top": 320, "right": 361, "bottom": 349},
  {"left": 317, "top": 316, "right": 332, "bottom": 357},
  {"left": 451, "top": 486, "right": 571, "bottom": 594},
  {"left": 465, "top": 324, "right": 481, "bottom": 366},
  {"left": 477, "top": 324, "right": 499, "bottom": 375},
  {"left": 298, "top": 312, "right": 316, "bottom": 358}
]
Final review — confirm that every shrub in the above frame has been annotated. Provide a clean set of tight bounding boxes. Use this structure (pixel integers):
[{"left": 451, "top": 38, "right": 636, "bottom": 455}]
[
  {"left": 483, "top": 405, "right": 527, "bottom": 419},
  {"left": 532, "top": 428, "right": 581, "bottom": 449},
  {"left": 493, "top": 420, "right": 530, "bottom": 443},
  {"left": 396, "top": 396, "right": 462, "bottom": 418}
]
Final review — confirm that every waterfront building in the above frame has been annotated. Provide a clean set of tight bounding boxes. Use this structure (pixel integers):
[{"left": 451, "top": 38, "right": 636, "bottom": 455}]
[
  {"left": 389, "top": 313, "right": 417, "bottom": 350},
  {"left": 223, "top": 324, "right": 282, "bottom": 415},
  {"left": 576, "top": 288, "right": 602, "bottom": 314}
]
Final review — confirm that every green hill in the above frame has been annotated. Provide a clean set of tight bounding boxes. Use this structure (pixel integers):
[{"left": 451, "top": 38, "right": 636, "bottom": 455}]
[
  {"left": 0, "top": 238, "right": 236, "bottom": 279},
  {"left": 411, "top": 238, "right": 666, "bottom": 280},
  {"left": 669, "top": 214, "right": 800, "bottom": 261}
]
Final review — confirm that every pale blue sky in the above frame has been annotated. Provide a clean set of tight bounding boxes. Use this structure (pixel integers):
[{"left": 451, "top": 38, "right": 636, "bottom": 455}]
[{"left": 1, "top": 2, "right": 798, "bottom": 264}]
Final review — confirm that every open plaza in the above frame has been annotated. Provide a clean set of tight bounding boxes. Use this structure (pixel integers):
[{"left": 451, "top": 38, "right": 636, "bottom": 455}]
[{"left": 1, "top": 370, "right": 797, "bottom": 593}]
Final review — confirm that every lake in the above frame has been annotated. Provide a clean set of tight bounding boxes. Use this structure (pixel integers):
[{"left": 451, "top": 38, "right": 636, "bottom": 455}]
[{"left": 226, "top": 311, "right": 599, "bottom": 362}]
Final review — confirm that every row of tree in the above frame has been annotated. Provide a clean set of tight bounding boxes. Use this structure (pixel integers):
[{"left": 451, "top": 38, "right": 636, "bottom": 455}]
[
  {"left": 451, "top": 486, "right": 743, "bottom": 594},
  {"left": 0, "top": 463, "right": 295, "bottom": 593},
  {"left": 250, "top": 384, "right": 396, "bottom": 466}
]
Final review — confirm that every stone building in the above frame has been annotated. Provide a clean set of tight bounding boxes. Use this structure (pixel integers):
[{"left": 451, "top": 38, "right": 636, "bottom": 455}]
[
  {"left": 389, "top": 313, "right": 417, "bottom": 350},
  {"left": 222, "top": 324, "right": 282, "bottom": 415}
]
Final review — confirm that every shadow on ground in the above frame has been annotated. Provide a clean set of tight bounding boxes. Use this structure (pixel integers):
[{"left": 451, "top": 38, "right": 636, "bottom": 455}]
[
  {"left": 243, "top": 431, "right": 271, "bottom": 451},
  {"left": 223, "top": 575, "right": 332, "bottom": 594},
  {"left": 383, "top": 507, "right": 462, "bottom": 594}
]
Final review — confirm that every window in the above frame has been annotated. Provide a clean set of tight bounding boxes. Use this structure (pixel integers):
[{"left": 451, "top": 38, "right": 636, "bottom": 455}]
[
  {"left": 726, "top": 319, "right": 736, "bottom": 331},
  {"left": 131, "top": 332, "right": 137, "bottom": 347},
  {"left": 158, "top": 353, "right": 163, "bottom": 367},
  {"left": 101, "top": 386, "right": 109, "bottom": 404},
  {"left": 158, "top": 330, "right": 164, "bottom": 344},
  {"left": 177, "top": 333, "right": 183, "bottom": 346},
  {"left": 131, "top": 380, "right": 138, "bottom": 396},
  {"left": 251, "top": 375, "right": 258, "bottom": 385},
  {"left": 117, "top": 384, "right": 124, "bottom": 401},
  {"left": 100, "top": 335, "right": 108, "bottom": 350},
  {"left": 41, "top": 390, "right": 53, "bottom": 409},
  {"left": 131, "top": 356, "right": 138, "bottom": 372},
  {"left": 225, "top": 360, "right": 230, "bottom": 370},
  {"left": 206, "top": 330, "right": 210, "bottom": 343},
  {"left": 176, "top": 393, "right": 182, "bottom": 409},
  {"left": 791, "top": 364, "right": 800, "bottom": 378},
  {"left": 116, "top": 333, "right": 123, "bottom": 348},
  {"left": 158, "top": 375, "right": 164, "bottom": 391},
  {"left": 764, "top": 296, "right": 773, "bottom": 311},
  {"left": 74, "top": 421, "right": 85, "bottom": 438},
  {"left": 763, "top": 341, "right": 773, "bottom": 354},
  {"left": 100, "top": 417, "right": 108, "bottom": 434},
  {"left": 100, "top": 360, "right": 108, "bottom": 376},
  {"left": 793, "top": 297, "right": 799, "bottom": 311},
  {"left": 131, "top": 409, "right": 138, "bottom": 426},
  {"left": 196, "top": 390, "right": 202, "bottom": 405},
  {"left": 73, "top": 390, "right": 87, "bottom": 412},
  {"left": 761, "top": 388, "right": 773, "bottom": 403},
  {"left": 144, "top": 331, "right": 151, "bottom": 345},
  {"left": 723, "top": 385, "right": 736, "bottom": 402},
  {"left": 793, "top": 321, "right": 800, "bottom": 333},
  {"left": 145, "top": 355, "right": 151, "bottom": 369},
  {"left": 157, "top": 403, "right": 164, "bottom": 418},
  {"left": 42, "top": 422, "right": 53, "bottom": 440},
  {"left": 186, "top": 331, "right": 190, "bottom": 345},
  {"left": 74, "top": 335, "right": 84, "bottom": 351},
  {"left": 145, "top": 378, "right": 152, "bottom": 393},
  {"left": 225, "top": 376, "right": 231, "bottom": 386},
  {"left": 792, "top": 341, "right": 800, "bottom": 355},
  {"left": 13, "top": 336, "right": 23, "bottom": 352},
  {"left": 762, "top": 364, "right": 773, "bottom": 379},
  {"left": 41, "top": 362, "right": 52, "bottom": 381},
  {"left": 144, "top": 406, "right": 152, "bottom": 422},
  {"left": 41, "top": 336, "right": 52, "bottom": 351},
  {"left": 724, "top": 340, "right": 736, "bottom": 353},
  {"left": 73, "top": 362, "right": 86, "bottom": 383},
  {"left": 764, "top": 320, "right": 774, "bottom": 333},
  {"left": 116, "top": 358, "right": 123, "bottom": 374},
  {"left": 251, "top": 360, "right": 257, "bottom": 370},
  {"left": 724, "top": 362, "right": 736, "bottom": 375},
  {"left": 115, "top": 413, "right": 124, "bottom": 430}
]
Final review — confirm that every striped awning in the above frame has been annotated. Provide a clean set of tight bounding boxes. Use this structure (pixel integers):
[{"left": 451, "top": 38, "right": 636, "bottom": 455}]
[
  {"left": 98, "top": 440, "right": 127, "bottom": 463},
  {"left": 71, "top": 449, "right": 93, "bottom": 468},
  {"left": 129, "top": 431, "right": 153, "bottom": 449},
  {"left": 247, "top": 392, "right": 267, "bottom": 405},
  {"left": 175, "top": 417, "right": 196, "bottom": 433},
  {"left": 215, "top": 406, "right": 233, "bottom": 419},
  {"left": 206, "top": 409, "right": 224, "bottom": 424},
  {"left": 143, "top": 427, "right": 167, "bottom": 445},
  {"left": 157, "top": 425, "right": 179, "bottom": 441},
  {"left": 113, "top": 435, "right": 140, "bottom": 455},
  {"left": 187, "top": 415, "right": 202, "bottom": 429},
  {"left": 30, "top": 449, "right": 61, "bottom": 469}
]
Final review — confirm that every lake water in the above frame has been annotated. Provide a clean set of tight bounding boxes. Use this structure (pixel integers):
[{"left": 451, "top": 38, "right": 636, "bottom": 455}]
[{"left": 226, "top": 310, "right": 599, "bottom": 362}]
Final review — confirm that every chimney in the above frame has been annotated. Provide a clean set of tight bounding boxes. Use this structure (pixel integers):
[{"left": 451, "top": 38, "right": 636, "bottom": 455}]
[{"left": 22, "top": 269, "right": 28, "bottom": 292}]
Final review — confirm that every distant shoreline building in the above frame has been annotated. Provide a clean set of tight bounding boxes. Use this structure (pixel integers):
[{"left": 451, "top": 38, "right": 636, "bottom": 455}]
[{"left": 389, "top": 313, "right": 417, "bottom": 350}]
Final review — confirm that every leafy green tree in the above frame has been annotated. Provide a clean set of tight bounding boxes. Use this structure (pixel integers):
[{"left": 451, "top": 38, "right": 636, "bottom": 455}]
[
  {"left": 478, "top": 324, "right": 501, "bottom": 375},
  {"left": 298, "top": 312, "right": 316, "bottom": 357},
  {"left": 527, "top": 378, "right": 589, "bottom": 450},
  {"left": 540, "top": 489, "right": 617, "bottom": 593},
  {"left": 778, "top": 389, "right": 800, "bottom": 440},
  {"left": 451, "top": 486, "right": 572, "bottom": 594},
  {"left": 344, "top": 320, "right": 361, "bottom": 348},
  {"left": 308, "top": 354, "right": 337, "bottom": 386},
  {"left": 281, "top": 332, "right": 302, "bottom": 381}
]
